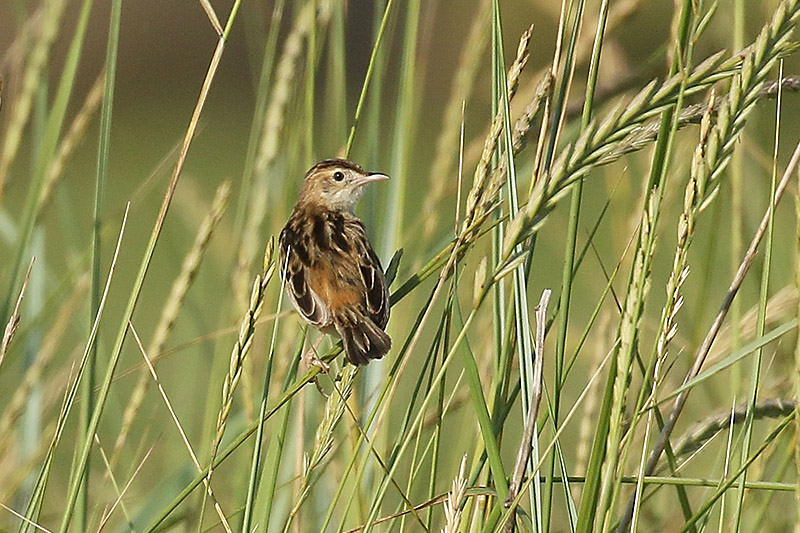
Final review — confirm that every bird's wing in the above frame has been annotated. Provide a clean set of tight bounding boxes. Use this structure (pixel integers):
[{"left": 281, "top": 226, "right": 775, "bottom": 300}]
[
  {"left": 280, "top": 227, "right": 332, "bottom": 328},
  {"left": 348, "top": 220, "right": 390, "bottom": 328}
]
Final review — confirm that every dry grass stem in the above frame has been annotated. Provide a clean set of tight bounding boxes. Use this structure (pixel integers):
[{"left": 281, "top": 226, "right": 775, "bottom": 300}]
[
  {"left": 111, "top": 181, "right": 231, "bottom": 467},
  {"left": 620, "top": 135, "right": 800, "bottom": 531},
  {"left": 497, "top": 341, "right": 619, "bottom": 530},
  {"left": 504, "top": 289, "right": 551, "bottom": 532},
  {"left": 424, "top": 0, "right": 490, "bottom": 231},
  {"left": 40, "top": 70, "right": 106, "bottom": 209},
  {"left": 0, "top": 501, "right": 52, "bottom": 533},
  {"left": 198, "top": 0, "right": 223, "bottom": 36},
  {"left": 126, "top": 321, "right": 233, "bottom": 528},
  {"left": 0, "top": 257, "right": 34, "bottom": 369},
  {"left": 0, "top": 0, "right": 67, "bottom": 199},
  {"left": 0, "top": 275, "right": 88, "bottom": 458},
  {"left": 673, "top": 398, "right": 796, "bottom": 458},
  {"left": 96, "top": 440, "right": 153, "bottom": 532}
]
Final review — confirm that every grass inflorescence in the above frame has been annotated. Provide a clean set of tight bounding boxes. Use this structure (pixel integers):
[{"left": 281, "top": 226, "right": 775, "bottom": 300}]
[{"left": 1, "top": 1, "right": 800, "bottom": 532}]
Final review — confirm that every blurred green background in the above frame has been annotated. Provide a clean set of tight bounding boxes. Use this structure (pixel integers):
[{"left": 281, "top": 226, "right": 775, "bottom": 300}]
[{"left": 1, "top": 0, "right": 800, "bottom": 531}]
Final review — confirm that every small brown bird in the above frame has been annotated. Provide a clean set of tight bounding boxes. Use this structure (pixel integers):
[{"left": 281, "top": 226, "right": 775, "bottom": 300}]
[{"left": 279, "top": 159, "right": 391, "bottom": 367}]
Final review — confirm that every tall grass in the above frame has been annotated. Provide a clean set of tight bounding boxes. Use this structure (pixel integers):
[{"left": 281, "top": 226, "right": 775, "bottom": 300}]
[{"left": 0, "top": 0, "right": 799, "bottom": 531}]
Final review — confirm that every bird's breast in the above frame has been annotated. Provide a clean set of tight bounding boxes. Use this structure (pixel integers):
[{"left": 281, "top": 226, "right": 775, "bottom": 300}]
[{"left": 308, "top": 261, "right": 360, "bottom": 309}]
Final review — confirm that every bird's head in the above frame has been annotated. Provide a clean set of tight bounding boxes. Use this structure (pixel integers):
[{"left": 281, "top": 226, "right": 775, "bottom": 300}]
[{"left": 298, "top": 159, "right": 389, "bottom": 213}]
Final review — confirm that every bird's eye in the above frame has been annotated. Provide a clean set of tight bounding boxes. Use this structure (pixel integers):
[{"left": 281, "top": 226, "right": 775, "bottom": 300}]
[{"left": 333, "top": 171, "right": 345, "bottom": 182}]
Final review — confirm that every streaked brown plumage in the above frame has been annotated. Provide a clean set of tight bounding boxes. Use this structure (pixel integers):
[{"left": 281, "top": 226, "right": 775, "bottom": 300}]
[{"left": 279, "top": 159, "right": 391, "bottom": 366}]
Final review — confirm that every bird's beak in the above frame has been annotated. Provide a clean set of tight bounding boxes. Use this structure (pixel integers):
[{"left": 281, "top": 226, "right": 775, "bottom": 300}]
[{"left": 354, "top": 172, "right": 390, "bottom": 187}]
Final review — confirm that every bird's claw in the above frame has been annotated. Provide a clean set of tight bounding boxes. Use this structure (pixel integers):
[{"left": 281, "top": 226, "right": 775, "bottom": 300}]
[{"left": 303, "top": 349, "right": 330, "bottom": 373}]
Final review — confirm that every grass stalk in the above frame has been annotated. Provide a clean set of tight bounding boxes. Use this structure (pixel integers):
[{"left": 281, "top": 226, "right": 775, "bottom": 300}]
[
  {"left": 232, "top": 0, "right": 286, "bottom": 242},
  {"left": 110, "top": 181, "right": 231, "bottom": 469},
  {"left": 730, "top": 0, "right": 746, "bottom": 411},
  {"left": 619, "top": 135, "right": 800, "bottom": 531},
  {"left": 1, "top": 0, "right": 88, "bottom": 325},
  {"left": 5, "top": 4, "right": 799, "bottom": 531},
  {"left": 79, "top": 0, "right": 120, "bottom": 528},
  {"left": 56, "top": 3, "right": 243, "bottom": 527},
  {"left": 20, "top": 205, "right": 128, "bottom": 532},
  {"left": 304, "top": 0, "right": 316, "bottom": 166},
  {"left": 795, "top": 123, "right": 800, "bottom": 529},
  {"left": 585, "top": 1, "right": 697, "bottom": 529},
  {"left": 733, "top": 60, "right": 784, "bottom": 529},
  {"left": 680, "top": 415, "right": 793, "bottom": 532},
  {"left": 0, "top": 0, "right": 67, "bottom": 202},
  {"left": 281, "top": 367, "right": 356, "bottom": 533},
  {"left": 199, "top": 243, "right": 276, "bottom": 532},
  {"left": 615, "top": 1, "right": 800, "bottom": 525},
  {"left": 254, "top": 336, "right": 302, "bottom": 531},
  {"left": 343, "top": 0, "right": 395, "bottom": 157},
  {"left": 547, "top": 0, "right": 609, "bottom": 528},
  {"left": 240, "top": 243, "right": 287, "bottom": 532},
  {"left": 381, "top": 0, "right": 419, "bottom": 261},
  {"left": 491, "top": 6, "right": 539, "bottom": 526}
]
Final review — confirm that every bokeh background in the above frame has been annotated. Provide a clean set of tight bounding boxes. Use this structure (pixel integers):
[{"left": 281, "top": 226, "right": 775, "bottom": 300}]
[{"left": 1, "top": 0, "right": 799, "bottom": 531}]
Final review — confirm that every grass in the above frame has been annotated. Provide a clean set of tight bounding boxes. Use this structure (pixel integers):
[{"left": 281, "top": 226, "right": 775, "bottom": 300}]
[{"left": 1, "top": 0, "right": 800, "bottom": 531}]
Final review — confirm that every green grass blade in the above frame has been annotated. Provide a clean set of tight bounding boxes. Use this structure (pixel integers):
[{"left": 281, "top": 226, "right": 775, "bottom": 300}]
[
  {"left": 57, "top": 4, "right": 242, "bottom": 528},
  {"left": 491, "top": 2, "right": 536, "bottom": 526},
  {"left": 79, "top": 0, "right": 121, "bottom": 528},
  {"left": 681, "top": 416, "right": 793, "bottom": 532},
  {"left": 344, "top": 0, "right": 395, "bottom": 157},
  {"left": 547, "top": 0, "right": 609, "bottom": 527},
  {"left": 733, "top": 62, "right": 783, "bottom": 529},
  {"left": 240, "top": 254, "right": 291, "bottom": 532},
  {"left": 253, "top": 336, "right": 303, "bottom": 531},
  {"left": 2, "top": 0, "right": 93, "bottom": 325},
  {"left": 20, "top": 205, "right": 129, "bottom": 533},
  {"left": 657, "top": 319, "right": 797, "bottom": 405}
]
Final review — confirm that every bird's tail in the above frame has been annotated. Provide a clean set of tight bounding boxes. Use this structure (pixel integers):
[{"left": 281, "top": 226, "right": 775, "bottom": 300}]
[{"left": 334, "top": 309, "right": 391, "bottom": 366}]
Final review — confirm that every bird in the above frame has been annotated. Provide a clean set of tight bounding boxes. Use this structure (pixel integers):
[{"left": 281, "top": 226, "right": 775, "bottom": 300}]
[{"left": 279, "top": 158, "right": 391, "bottom": 368}]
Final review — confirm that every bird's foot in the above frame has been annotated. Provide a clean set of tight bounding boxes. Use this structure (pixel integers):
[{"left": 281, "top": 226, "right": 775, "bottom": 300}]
[{"left": 303, "top": 349, "right": 330, "bottom": 374}]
